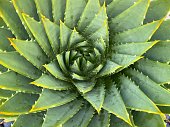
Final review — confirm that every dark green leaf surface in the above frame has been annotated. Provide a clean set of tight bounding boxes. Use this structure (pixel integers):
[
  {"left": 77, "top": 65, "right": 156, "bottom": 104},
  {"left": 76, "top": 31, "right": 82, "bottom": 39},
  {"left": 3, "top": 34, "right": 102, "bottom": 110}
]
[
  {"left": 13, "top": 112, "right": 45, "bottom": 127},
  {"left": 133, "top": 112, "right": 165, "bottom": 127},
  {"left": 103, "top": 82, "right": 131, "bottom": 125},
  {"left": 113, "top": 20, "right": 162, "bottom": 44},
  {"left": 107, "top": 0, "right": 138, "bottom": 19},
  {"left": 52, "top": 0, "right": 66, "bottom": 24},
  {"left": 0, "top": 0, "right": 169, "bottom": 126},
  {"left": 63, "top": 104, "right": 94, "bottom": 127},
  {"left": 31, "top": 89, "right": 77, "bottom": 112},
  {"left": 0, "top": 0, "right": 29, "bottom": 39},
  {"left": 144, "top": 0, "right": 170, "bottom": 23},
  {"left": 10, "top": 38, "right": 49, "bottom": 69},
  {"left": 152, "top": 20, "right": 170, "bottom": 40},
  {"left": 42, "top": 99, "right": 82, "bottom": 127},
  {"left": 145, "top": 41, "right": 170, "bottom": 63},
  {"left": 88, "top": 110, "right": 110, "bottom": 127},
  {"left": 135, "top": 58, "right": 170, "bottom": 84},
  {"left": 35, "top": 0, "right": 52, "bottom": 20},
  {"left": 0, "top": 71, "right": 41, "bottom": 94},
  {"left": 31, "top": 74, "right": 72, "bottom": 90},
  {"left": 0, "top": 93, "right": 38, "bottom": 115},
  {"left": 119, "top": 76, "right": 161, "bottom": 114},
  {"left": 0, "top": 28, "right": 14, "bottom": 51},
  {"left": 110, "top": 0, "right": 149, "bottom": 33},
  {"left": 0, "top": 52, "right": 41, "bottom": 79},
  {"left": 125, "top": 69, "right": 170, "bottom": 106},
  {"left": 22, "top": 13, "right": 53, "bottom": 57}
]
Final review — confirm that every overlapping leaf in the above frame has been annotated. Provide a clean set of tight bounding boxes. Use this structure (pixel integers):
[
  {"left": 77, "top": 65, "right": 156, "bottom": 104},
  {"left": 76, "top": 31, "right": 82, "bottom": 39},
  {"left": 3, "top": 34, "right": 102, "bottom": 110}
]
[{"left": 0, "top": 0, "right": 169, "bottom": 126}]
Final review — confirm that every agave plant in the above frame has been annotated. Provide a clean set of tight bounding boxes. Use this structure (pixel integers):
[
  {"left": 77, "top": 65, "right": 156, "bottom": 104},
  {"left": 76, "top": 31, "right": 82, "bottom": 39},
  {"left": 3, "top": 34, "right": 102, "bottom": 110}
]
[{"left": 0, "top": 0, "right": 170, "bottom": 126}]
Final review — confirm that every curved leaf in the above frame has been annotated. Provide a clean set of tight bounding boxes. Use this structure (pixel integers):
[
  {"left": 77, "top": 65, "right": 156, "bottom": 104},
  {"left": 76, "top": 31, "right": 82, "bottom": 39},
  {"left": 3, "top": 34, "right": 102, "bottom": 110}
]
[
  {"left": 0, "top": 71, "right": 41, "bottom": 94},
  {"left": 0, "top": 0, "right": 29, "bottom": 39},
  {"left": 103, "top": 82, "right": 131, "bottom": 125},
  {"left": 0, "top": 52, "right": 41, "bottom": 79},
  {"left": 0, "top": 93, "right": 38, "bottom": 115},
  {"left": 31, "top": 89, "right": 77, "bottom": 112},
  {"left": 42, "top": 99, "right": 83, "bottom": 127},
  {"left": 135, "top": 58, "right": 170, "bottom": 84},
  {"left": 84, "top": 81, "right": 105, "bottom": 113},
  {"left": 119, "top": 75, "right": 161, "bottom": 114},
  {"left": 110, "top": 0, "right": 150, "bottom": 33},
  {"left": 63, "top": 103, "right": 94, "bottom": 127},
  {"left": 64, "top": 0, "right": 86, "bottom": 28},
  {"left": 12, "top": 112, "right": 45, "bottom": 127},
  {"left": 31, "top": 74, "right": 72, "bottom": 90}
]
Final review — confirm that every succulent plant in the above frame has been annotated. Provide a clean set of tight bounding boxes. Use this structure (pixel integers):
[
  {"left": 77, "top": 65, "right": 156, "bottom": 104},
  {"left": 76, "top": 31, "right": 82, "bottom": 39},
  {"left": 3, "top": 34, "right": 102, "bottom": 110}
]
[{"left": 0, "top": 0, "right": 170, "bottom": 126}]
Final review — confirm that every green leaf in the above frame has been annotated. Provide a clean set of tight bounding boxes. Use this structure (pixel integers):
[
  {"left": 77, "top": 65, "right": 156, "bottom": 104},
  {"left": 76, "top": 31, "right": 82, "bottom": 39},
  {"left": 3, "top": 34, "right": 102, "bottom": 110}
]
[
  {"left": 158, "top": 106, "right": 170, "bottom": 114},
  {"left": 152, "top": 20, "right": 170, "bottom": 40},
  {"left": 77, "top": 0, "right": 100, "bottom": 32},
  {"left": 31, "top": 74, "right": 72, "bottom": 90},
  {"left": 119, "top": 76, "right": 161, "bottom": 114},
  {"left": 110, "top": 0, "right": 150, "bottom": 33},
  {"left": 84, "top": 81, "right": 105, "bottom": 113},
  {"left": 0, "top": 52, "right": 41, "bottom": 79},
  {"left": 52, "top": 0, "right": 66, "bottom": 24},
  {"left": 34, "top": 0, "right": 52, "bottom": 21},
  {"left": 145, "top": 41, "right": 170, "bottom": 63},
  {"left": 22, "top": 13, "right": 53, "bottom": 57},
  {"left": 12, "top": 112, "right": 45, "bottom": 127},
  {"left": 110, "top": 114, "right": 131, "bottom": 127},
  {"left": 70, "top": 61, "right": 82, "bottom": 77},
  {"left": 97, "top": 60, "right": 122, "bottom": 77},
  {"left": 60, "top": 21, "right": 72, "bottom": 52},
  {"left": 41, "top": 16, "right": 60, "bottom": 54},
  {"left": 0, "top": 0, "right": 29, "bottom": 39},
  {"left": 112, "top": 41, "right": 158, "bottom": 56},
  {"left": 56, "top": 53, "right": 68, "bottom": 73},
  {"left": 134, "top": 58, "right": 170, "bottom": 84},
  {"left": 0, "top": 28, "right": 14, "bottom": 51},
  {"left": 0, "top": 71, "right": 41, "bottom": 94},
  {"left": 12, "top": 0, "right": 39, "bottom": 20},
  {"left": 103, "top": 82, "right": 131, "bottom": 126},
  {"left": 93, "top": 38, "right": 106, "bottom": 56},
  {"left": 64, "top": 0, "right": 86, "bottom": 28},
  {"left": 0, "top": 92, "right": 38, "bottom": 115},
  {"left": 89, "top": 20, "right": 109, "bottom": 43},
  {"left": 65, "top": 51, "right": 71, "bottom": 67},
  {"left": 111, "top": 53, "right": 142, "bottom": 67},
  {"left": 31, "top": 89, "right": 77, "bottom": 112},
  {"left": 73, "top": 80, "right": 96, "bottom": 94},
  {"left": 113, "top": 20, "right": 162, "bottom": 44},
  {"left": 12, "top": 0, "right": 39, "bottom": 39},
  {"left": 133, "top": 112, "right": 166, "bottom": 127},
  {"left": 125, "top": 69, "right": 170, "bottom": 106},
  {"left": 0, "top": 17, "right": 7, "bottom": 27},
  {"left": 71, "top": 73, "right": 88, "bottom": 81},
  {"left": 10, "top": 38, "right": 49, "bottom": 69},
  {"left": 63, "top": 103, "right": 94, "bottom": 127},
  {"left": 42, "top": 99, "right": 83, "bottom": 127},
  {"left": 68, "top": 28, "right": 84, "bottom": 49},
  {"left": 0, "top": 89, "right": 15, "bottom": 99},
  {"left": 107, "top": 0, "right": 138, "bottom": 19},
  {"left": 144, "top": 0, "right": 170, "bottom": 23},
  {"left": 44, "top": 61, "right": 68, "bottom": 81},
  {"left": 83, "top": 5, "right": 108, "bottom": 37},
  {"left": 88, "top": 110, "right": 110, "bottom": 127}
]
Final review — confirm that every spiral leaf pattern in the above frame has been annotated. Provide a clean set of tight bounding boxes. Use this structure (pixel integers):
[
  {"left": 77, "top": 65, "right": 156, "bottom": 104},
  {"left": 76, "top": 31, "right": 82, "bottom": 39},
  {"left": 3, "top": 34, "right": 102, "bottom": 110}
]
[{"left": 0, "top": 0, "right": 170, "bottom": 126}]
